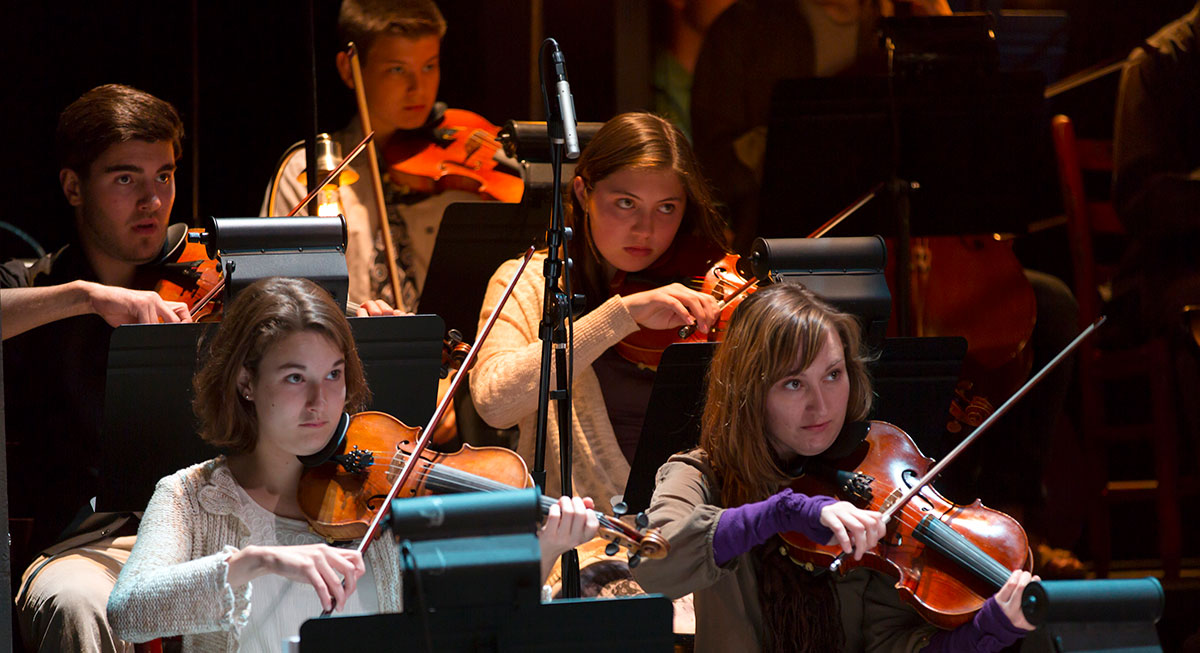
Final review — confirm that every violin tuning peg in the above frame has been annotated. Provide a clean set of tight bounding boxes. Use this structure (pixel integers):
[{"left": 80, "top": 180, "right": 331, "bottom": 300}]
[
  {"left": 605, "top": 542, "right": 619, "bottom": 556},
  {"left": 610, "top": 498, "right": 628, "bottom": 517},
  {"left": 635, "top": 512, "right": 649, "bottom": 529},
  {"left": 628, "top": 554, "right": 642, "bottom": 569}
]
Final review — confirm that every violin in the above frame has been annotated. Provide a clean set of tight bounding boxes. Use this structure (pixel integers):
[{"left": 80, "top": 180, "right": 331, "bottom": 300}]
[
  {"left": 608, "top": 190, "right": 864, "bottom": 369},
  {"left": 297, "top": 411, "right": 668, "bottom": 562},
  {"left": 384, "top": 108, "right": 524, "bottom": 203},
  {"left": 151, "top": 224, "right": 223, "bottom": 321},
  {"left": 781, "top": 421, "right": 1032, "bottom": 629},
  {"left": 610, "top": 235, "right": 757, "bottom": 369}
]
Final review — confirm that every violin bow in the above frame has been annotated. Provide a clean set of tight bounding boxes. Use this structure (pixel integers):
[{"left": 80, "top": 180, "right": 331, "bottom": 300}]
[
  {"left": 322, "top": 246, "right": 537, "bottom": 615},
  {"left": 809, "top": 181, "right": 885, "bottom": 239},
  {"left": 829, "top": 316, "right": 1107, "bottom": 572},
  {"left": 347, "top": 41, "right": 405, "bottom": 306}
]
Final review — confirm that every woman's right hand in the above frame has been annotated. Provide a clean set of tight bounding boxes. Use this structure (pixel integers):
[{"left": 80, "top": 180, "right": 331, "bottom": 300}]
[
  {"left": 819, "top": 501, "right": 887, "bottom": 561},
  {"left": 228, "top": 544, "right": 365, "bottom": 612},
  {"left": 621, "top": 283, "right": 720, "bottom": 333}
]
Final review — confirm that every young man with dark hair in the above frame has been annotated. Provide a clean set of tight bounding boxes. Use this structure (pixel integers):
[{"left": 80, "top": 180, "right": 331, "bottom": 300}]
[{"left": 2, "top": 83, "right": 190, "bottom": 652}]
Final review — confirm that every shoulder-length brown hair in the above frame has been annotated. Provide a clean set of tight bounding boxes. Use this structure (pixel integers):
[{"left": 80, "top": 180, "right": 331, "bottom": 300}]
[
  {"left": 566, "top": 112, "right": 728, "bottom": 308},
  {"left": 700, "top": 283, "right": 872, "bottom": 507},
  {"left": 192, "top": 277, "right": 370, "bottom": 453}
]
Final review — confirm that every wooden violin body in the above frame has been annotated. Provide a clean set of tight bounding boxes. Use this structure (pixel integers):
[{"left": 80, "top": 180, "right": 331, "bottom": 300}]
[
  {"left": 298, "top": 411, "right": 529, "bottom": 541},
  {"left": 152, "top": 226, "right": 223, "bottom": 321},
  {"left": 781, "top": 421, "right": 1032, "bottom": 629},
  {"left": 297, "top": 411, "right": 669, "bottom": 560},
  {"left": 384, "top": 108, "right": 523, "bottom": 203},
  {"left": 611, "top": 236, "right": 753, "bottom": 369}
]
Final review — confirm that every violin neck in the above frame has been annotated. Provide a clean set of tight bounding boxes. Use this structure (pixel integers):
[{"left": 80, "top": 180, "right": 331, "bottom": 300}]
[
  {"left": 534, "top": 493, "right": 621, "bottom": 533},
  {"left": 402, "top": 454, "right": 621, "bottom": 533}
]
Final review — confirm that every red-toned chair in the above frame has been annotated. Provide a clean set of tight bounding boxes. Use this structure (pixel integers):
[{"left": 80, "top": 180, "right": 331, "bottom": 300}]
[{"left": 1051, "top": 113, "right": 1187, "bottom": 579}]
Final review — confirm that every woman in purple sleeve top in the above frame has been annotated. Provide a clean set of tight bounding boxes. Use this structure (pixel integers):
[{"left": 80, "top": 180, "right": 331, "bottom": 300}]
[{"left": 630, "top": 283, "right": 1036, "bottom": 653}]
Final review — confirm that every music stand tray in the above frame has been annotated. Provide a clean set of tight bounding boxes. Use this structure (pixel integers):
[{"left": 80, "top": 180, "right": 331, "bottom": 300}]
[
  {"left": 418, "top": 201, "right": 546, "bottom": 344},
  {"left": 621, "top": 337, "right": 966, "bottom": 514},
  {"left": 98, "top": 315, "right": 444, "bottom": 512},
  {"left": 299, "top": 595, "right": 674, "bottom": 652}
]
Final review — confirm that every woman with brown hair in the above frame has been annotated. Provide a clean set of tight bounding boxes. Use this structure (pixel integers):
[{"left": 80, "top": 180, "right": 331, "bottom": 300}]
[
  {"left": 470, "top": 111, "right": 729, "bottom": 506},
  {"left": 106, "top": 277, "right": 596, "bottom": 651},
  {"left": 631, "top": 283, "right": 1037, "bottom": 652}
]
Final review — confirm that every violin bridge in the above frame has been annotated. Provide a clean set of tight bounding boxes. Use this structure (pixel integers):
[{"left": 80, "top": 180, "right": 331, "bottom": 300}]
[{"left": 881, "top": 488, "right": 904, "bottom": 512}]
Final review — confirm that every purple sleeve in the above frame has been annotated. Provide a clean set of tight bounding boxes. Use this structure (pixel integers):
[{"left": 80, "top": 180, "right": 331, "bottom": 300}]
[
  {"left": 921, "top": 597, "right": 1028, "bottom": 653},
  {"left": 712, "top": 489, "right": 838, "bottom": 566}
]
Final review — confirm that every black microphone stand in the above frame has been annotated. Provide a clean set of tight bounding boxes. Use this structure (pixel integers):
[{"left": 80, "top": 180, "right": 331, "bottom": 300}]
[{"left": 532, "top": 37, "right": 581, "bottom": 599}]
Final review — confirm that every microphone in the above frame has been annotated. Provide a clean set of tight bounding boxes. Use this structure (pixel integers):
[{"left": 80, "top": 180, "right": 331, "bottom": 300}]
[{"left": 551, "top": 46, "right": 580, "bottom": 160}]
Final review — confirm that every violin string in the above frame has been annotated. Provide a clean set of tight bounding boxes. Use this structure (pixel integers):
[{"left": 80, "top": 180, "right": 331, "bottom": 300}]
[{"left": 339, "top": 451, "right": 629, "bottom": 534}]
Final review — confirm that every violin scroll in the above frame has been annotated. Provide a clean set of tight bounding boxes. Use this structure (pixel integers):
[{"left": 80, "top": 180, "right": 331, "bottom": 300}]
[{"left": 441, "top": 328, "right": 471, "bottom": 379}]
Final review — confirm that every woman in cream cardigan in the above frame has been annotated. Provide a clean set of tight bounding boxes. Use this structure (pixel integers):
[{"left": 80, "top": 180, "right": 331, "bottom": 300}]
[
  {"left": 107, "top": 277, "right": 596, "bottom": 651},
  {"left": 470, "top": 112, "right": 730, "bottom": 507}
]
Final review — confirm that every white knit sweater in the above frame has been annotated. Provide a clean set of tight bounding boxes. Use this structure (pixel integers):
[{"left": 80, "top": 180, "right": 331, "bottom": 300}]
[
  {"left": 469, "top": 251, "right": 641, "bottom": 506},
  {"left": 107, "top": 457, "right": 402, "bottom": 651}
]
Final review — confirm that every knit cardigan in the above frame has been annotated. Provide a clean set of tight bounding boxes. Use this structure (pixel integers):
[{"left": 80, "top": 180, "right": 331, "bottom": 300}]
[
  {"left": 469, "top": 251, "right": 641, "bottom": 505},
  {"left": 107, "top": 457, "right": 402, "bottom": 651}
]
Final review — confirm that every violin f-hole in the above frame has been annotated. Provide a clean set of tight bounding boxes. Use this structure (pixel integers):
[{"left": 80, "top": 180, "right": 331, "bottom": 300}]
[{"left": 901, "top": 469, "right": 935, "bottom": 512}]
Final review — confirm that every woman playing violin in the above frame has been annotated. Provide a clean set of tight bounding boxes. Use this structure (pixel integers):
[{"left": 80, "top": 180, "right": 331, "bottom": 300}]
[
  {"left": 630, "top": 283, "right": 1036, "bottom": 653},
  {"left": 470, "top": 111, "right": 728, "bottom": 505},
  {"left": 107, "top": 277, "right": 597, "bottom": 651}
]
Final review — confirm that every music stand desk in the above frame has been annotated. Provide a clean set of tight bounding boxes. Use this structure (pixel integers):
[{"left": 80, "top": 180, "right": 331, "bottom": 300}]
[
  {"left": 299, "top": 595, "right": 674, "bottom": 652},
  {"left": 758, "top": 72, "right": 1052, "bottom": 240},
  {"left": 418, "top": 201, "right": 546, "bottom": 344}
]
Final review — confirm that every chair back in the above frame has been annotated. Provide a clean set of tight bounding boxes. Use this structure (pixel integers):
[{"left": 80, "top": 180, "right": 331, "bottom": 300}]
[{"left": 1049, "top": 114, "right": 1122, "bottom": 327}]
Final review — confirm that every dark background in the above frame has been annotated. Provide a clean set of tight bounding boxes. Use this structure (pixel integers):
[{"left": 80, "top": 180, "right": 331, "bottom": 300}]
[{"left": 0, "top": 0, "right": 1195, "bottom": 261}]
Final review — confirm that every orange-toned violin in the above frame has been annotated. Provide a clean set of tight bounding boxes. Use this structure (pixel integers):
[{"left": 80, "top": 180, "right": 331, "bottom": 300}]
[
  {"left": 384, "top": 108, "right": 524, "bottom": 203},
  {"left": 781, "top": 421, "right": 1031, "bottom": 629},
  {"left": 151, "top": 225, "right": 223, "bottom": 321}
]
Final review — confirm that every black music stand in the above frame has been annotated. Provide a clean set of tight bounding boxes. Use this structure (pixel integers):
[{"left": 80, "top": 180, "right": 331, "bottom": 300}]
[
  {"left": 418, "top": 201, "right": 546, "bottom": 344},
  {"left": 757, "top": 71, "right": 1052, "bottom": 240},
  {"left": 298, "top": 595, "right": 674, "bottom": 652},
  {"left": 621, "top": 337, "right": 966, "bottom": 513},
  {"left": 97, "top": 315, "right": 444, "bottom": 512}
]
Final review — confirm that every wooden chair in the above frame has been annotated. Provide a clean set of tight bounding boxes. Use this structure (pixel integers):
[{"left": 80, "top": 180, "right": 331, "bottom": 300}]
[{"left": 1050, "top": 113, "right": 1185, "bottom": 579}]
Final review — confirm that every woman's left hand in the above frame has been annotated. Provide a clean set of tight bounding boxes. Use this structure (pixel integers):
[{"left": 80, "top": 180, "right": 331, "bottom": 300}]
[
  {"left": 994, "top": 569, "right": 1039, "bottom": 631},
  {"left": 540, "top": 496, "right": 599, "bottom": 557},
  {"left": 538, "top": 496, "right": 599, "bottom": 581}
]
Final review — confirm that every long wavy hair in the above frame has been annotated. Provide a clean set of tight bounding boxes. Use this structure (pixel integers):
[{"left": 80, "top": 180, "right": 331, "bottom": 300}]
[
  {"left": 192, "top": 277, "right": 370, "bottom": 453},
  {"left": 699, "top": 283, "right": 873, "bottom": 653},
  {"left": 566, "top": 112, "right": 727, "bottom": 309},
  {"left": 700, "top": 283, "right": 872, "bottom": 508}
]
